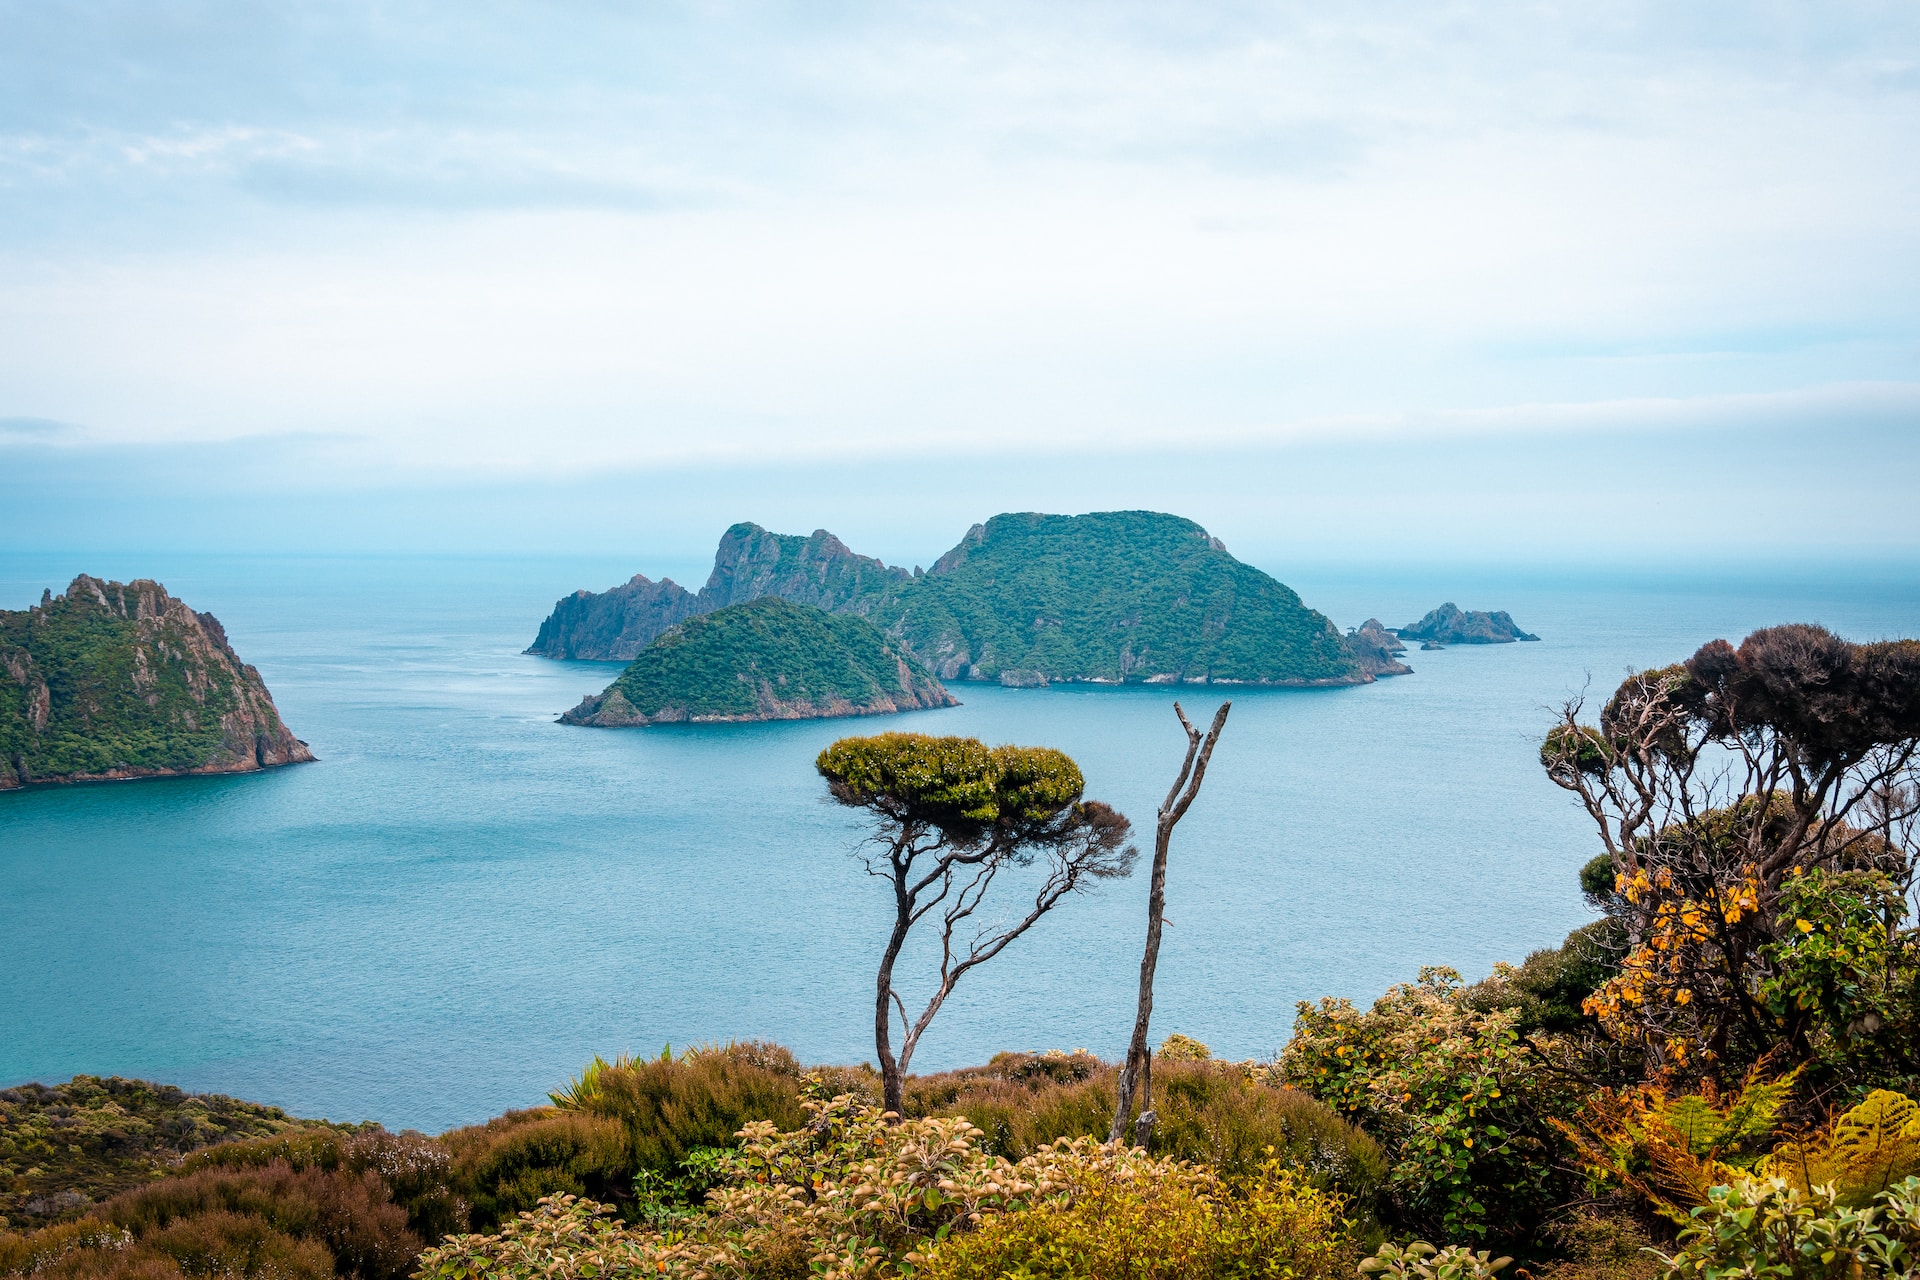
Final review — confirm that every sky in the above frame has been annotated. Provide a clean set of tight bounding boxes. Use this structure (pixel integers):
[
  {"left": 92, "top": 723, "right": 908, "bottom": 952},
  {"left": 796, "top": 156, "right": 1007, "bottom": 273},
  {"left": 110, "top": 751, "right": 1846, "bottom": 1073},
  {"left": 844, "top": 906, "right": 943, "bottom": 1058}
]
[{"left": 2, "top": 1, "right": 1917, "bottom": 563}]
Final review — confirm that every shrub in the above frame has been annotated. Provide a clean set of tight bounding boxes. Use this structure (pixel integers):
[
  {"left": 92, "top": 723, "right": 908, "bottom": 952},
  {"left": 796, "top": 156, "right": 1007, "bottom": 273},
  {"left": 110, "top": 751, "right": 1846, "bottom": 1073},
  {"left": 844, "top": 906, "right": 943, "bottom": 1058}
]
[
  {"left": 1159, "top": 1034, "right": 1212, "bottom": 1061},
  {"left": 418, "top": 1093, "right": 1361, "bottom": 1280},
  {"left": 1358, "top": 1240, "right": 1511, "bottom": 1280},
  {"left": 0, "top": 1158, "right": 418, "bottom": 1280},
  {"left": 0, "top": 1076, "right": 317, "bottom": 1226},
  {"left": 546, "top": 1044, "right": 807, "bottom": 1171},
  {"left": 902, "top": 1054, "right": 1385, "bottom": 1201},
  {"left": 917, "top": 1157, "right": 1355, "bottom": 1280},
  {"left": 184, "top": 1127, "right": 464, "bottom": 1242},
  {"left": 439, "top": 1111, "right": 630, "bottom": 1232},
  {"left": 1661, "top": 1175, "right": 1920, "bottom": 1278},
  {"left": 1283, "top": 966, "right": 1577, "bottom": 1244}
]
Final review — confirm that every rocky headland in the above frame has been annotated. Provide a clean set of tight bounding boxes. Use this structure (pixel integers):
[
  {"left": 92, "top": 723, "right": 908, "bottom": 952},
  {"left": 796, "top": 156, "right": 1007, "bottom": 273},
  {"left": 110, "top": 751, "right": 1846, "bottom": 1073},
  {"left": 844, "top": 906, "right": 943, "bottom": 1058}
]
[
  {"left": 1396, "top": 603, "right": 1540, "bottom": 645},
  {"left": 526, "top": 525, "right": 910, "bottom": 661},
  {"left": 1, "top": 576, "right": 313, "bottom": 789},
  {"left": 1345, "top": 618, "right": 1413, "bottom": 677},
  {"left": 533, "top": 510, "right": 1378, "bottom": 687},
  {"left": 560, "top": 596, "right": 955, "bottom": 727}
]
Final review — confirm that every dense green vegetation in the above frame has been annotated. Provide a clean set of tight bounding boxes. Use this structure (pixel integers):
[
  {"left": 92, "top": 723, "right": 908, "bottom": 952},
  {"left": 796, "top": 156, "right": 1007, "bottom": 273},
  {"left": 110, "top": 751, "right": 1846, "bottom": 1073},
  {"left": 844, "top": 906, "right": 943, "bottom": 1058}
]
[
  {"left": 530, "top": 511, "right": 1369, "bottom": 685},
  {"left": 0, "top": 1077, "right": 321, "bottom": 1226},
  {"left": 1, "top": 576, "right": 309, "bottom": 788},
  {"left": 560, "top": 597, "right": 952, "bottom": 726},
  {"left": 866, "top": 510, "right": 1361, "bottom": 685}
]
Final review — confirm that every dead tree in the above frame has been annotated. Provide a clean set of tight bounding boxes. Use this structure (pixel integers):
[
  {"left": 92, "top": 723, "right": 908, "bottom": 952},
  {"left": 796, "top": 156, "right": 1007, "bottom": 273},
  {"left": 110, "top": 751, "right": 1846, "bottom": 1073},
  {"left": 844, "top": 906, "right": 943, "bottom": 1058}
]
[
  {"left": 1110, "top": 701, "right": 1231, "bottom": 1145},
  {"left": 817, "top": 733, "right": 1137, "bottom": 1117}
]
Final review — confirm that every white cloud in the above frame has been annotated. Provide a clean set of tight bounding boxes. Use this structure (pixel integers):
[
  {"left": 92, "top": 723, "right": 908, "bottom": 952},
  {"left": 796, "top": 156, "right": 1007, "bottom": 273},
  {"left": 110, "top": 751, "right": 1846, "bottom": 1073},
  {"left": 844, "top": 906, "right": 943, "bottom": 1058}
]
[{"left": 0, "top": 1, "right": 1914, "bottom": 477}]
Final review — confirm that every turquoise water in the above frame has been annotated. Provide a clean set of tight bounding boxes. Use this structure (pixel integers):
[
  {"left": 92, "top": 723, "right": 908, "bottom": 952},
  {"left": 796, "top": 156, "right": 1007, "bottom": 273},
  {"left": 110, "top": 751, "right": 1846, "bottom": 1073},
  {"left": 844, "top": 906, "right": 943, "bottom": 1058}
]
[{"left": 2, "top": 553, "right": 1917, "bottom": 1133}]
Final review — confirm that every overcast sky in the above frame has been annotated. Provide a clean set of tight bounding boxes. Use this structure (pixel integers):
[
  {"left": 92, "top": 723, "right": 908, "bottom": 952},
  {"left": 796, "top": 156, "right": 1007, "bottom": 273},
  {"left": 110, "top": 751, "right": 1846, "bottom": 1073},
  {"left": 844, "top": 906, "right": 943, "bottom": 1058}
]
[{"left": 2, "top": 2, "right": 1916, "bottom": 559}]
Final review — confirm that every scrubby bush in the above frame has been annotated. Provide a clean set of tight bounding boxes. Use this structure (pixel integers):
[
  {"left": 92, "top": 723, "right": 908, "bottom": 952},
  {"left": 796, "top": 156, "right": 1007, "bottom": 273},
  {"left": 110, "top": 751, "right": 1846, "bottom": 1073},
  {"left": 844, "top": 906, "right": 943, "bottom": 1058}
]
[
  {"left": 918, "top": 1157, "right": 1354, "bottom": 1280},
  {"left": 900, "top": 1051, "right": 1385, "bottom": 1203},
  {"left": 418, "top": 1092, "right": 1362, "bottom": 1280},
  {"left": 439, "top": 1110, "right": 630, "bottom": 1232},
  {"left": 546, "top": 1043, "right": 807, "bottom": 1171},
  {"left": 184, "top": 1127, "right": 464, "bottom": 1243},
  {"left": 1283, "top": 966, "right": 1578, "bottom": 1244},
  {"left": 0, "top": 1158, "right": 419, "bottom": 1280}
]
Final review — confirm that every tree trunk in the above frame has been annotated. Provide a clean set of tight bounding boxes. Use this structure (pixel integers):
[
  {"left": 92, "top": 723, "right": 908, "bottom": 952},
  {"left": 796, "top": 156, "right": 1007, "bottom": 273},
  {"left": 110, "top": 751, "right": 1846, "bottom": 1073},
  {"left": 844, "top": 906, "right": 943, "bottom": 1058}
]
[
  {"left": 876, "top": 859, "right": 914, "bottom": 1117},
  {"left": 1110, "top": 701, "right": 1229, "bottom": 1143}
]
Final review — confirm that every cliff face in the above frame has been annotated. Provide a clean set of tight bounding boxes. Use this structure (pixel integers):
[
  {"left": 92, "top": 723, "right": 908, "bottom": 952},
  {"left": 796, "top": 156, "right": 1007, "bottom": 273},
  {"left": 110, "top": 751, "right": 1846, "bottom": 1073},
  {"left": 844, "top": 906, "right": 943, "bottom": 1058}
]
[
  {"left": 524, "top": 574, "right": 700, "bottom": 661},
  {"left": 525, "top": 524, "right": 912, "bottom": 660},
  {"left": 1398, "top": 603, "right": 1540, "bottom": 645},
  {"left": 560, "top": 597, "right": 955, "bottom": 727},
  {"left": 531, "top": 511, "right": 1373, "bottom": 687},
  {"left": 1, "top": 576, "right": 314, "bottom": 790}
]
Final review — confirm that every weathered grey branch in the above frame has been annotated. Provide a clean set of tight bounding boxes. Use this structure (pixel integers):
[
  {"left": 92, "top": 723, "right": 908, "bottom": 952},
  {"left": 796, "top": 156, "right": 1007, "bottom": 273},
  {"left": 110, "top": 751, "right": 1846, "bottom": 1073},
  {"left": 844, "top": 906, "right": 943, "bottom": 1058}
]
[{"left": 1110, "top": 700, "right": 1230, "bottom": 1144}]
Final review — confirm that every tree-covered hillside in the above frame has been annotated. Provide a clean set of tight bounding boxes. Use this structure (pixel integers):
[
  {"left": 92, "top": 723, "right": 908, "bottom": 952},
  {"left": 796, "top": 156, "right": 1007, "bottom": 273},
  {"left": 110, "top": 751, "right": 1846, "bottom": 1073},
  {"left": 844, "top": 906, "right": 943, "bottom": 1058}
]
[
  {"left": 559, "top": 597, "right": 955, "bottom": 726},
  {"left": 870, "top": 511, "right": 1362, "bottom": 685},
  {"left": 530, "top": 511, "right": 1367, "bottom": 685},
  {"left": 1, "top": 576, "right": 312, "bottom": 789}
]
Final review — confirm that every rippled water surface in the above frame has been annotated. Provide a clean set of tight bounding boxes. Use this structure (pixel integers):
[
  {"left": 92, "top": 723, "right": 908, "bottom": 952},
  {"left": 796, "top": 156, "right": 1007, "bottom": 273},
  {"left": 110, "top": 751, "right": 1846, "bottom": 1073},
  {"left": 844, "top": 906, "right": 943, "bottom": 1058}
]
[{"left": 3, "top": 553, "right": 1916, "bottom": 1131}]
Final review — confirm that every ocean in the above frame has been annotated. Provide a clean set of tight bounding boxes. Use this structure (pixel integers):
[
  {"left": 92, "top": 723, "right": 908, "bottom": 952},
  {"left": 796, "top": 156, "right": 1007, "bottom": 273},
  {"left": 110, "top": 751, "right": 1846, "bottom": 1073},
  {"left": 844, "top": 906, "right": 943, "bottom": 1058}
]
[{"left": 2, "top": 552, "right": 1916, "bottom": 1132}]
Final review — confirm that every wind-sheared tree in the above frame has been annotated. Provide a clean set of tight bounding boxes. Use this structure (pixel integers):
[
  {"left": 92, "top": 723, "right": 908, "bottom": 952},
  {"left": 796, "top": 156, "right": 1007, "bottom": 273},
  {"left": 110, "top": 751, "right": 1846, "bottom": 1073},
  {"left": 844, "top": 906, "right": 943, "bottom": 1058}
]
[
  {"left": 1541, "top": 623, "right": 1920, "bottom": 1080},
  {"left": 816, "top": 733, "right": 1137, "bottom": 1116}
]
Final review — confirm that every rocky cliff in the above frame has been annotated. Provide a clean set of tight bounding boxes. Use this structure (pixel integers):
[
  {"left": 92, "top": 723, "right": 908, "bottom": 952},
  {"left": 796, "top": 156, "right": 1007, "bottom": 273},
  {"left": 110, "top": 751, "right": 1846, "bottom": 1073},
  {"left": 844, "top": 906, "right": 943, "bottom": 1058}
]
[
  {"left": 532, "top": 511, "right": 1374, "bottom": 686},
  {"left": 560, "top": 597, "right": 955, "bottom": 727},
  {"left": 1, "top": 576, "right": 314, "bottom": 789},
  {"left": 526, "top": 524, "right": 911, "bottom": 660},
  {"left": 1397, "top": 603, "right": 1540, "bottom": 645},
  {"left": 1347, "top": 618, "right": 1413, "bottom": 677}
]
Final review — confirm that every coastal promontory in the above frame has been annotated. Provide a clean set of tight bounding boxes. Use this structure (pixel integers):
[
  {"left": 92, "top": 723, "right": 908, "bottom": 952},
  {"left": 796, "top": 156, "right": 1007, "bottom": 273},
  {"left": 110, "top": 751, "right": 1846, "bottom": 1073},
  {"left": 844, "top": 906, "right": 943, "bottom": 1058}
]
[
  {"left": 1, "top": 576, "right": 314, "bottom": 789},
  {"left": 560, "top": 596, "right": 956, "bottom": 726}
]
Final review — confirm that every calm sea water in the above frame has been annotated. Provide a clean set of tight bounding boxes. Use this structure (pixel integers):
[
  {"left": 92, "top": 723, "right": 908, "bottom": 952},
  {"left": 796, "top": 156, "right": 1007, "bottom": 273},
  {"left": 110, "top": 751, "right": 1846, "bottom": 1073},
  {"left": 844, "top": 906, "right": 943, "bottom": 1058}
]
[{"left": 2, "top": 553, "right": 1916, "bottom": 1132}]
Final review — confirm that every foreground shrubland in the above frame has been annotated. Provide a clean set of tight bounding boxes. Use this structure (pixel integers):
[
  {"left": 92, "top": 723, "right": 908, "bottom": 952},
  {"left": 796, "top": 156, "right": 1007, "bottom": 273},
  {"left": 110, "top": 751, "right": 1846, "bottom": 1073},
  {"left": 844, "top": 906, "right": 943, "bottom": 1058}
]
[{"left": 8, "top": 622, "right": 1918, "bottom": 1276}]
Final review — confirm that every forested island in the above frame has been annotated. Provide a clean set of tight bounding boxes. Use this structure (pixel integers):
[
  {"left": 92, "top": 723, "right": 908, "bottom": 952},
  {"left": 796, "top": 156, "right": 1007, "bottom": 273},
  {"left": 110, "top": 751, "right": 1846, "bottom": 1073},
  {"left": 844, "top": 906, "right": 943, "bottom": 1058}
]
[
  {"left": 1, "top": 576, "right": 311, "bottom": 789},
  {"left": 531, "top": 510, "right": 1395, "bottom": 686},
  {"left": 560, "top": 597, "right": 955, "bottom": 726}
]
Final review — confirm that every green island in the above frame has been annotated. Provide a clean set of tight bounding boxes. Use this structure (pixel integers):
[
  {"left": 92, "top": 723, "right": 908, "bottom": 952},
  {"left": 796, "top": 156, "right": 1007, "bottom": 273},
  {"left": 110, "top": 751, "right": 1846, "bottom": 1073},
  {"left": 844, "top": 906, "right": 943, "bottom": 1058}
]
[
  {"left": 559, "top": 596, "right": 956, "bottom": 726},
  {"left": 1, "top": 576, "right": 312, "bottom": 790},
  {"left": 530, "top": 510, "right": 1394, "bottom": 686},
  {"left": 10, "top": 622, "right": 1920, "bottom": 1280}
]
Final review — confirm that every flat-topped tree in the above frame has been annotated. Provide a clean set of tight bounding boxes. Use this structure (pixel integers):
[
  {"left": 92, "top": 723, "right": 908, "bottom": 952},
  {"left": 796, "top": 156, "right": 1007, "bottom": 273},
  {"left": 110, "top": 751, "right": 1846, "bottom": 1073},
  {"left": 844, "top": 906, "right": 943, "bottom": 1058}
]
[{"left": 816, "top": 733, "right": 1137, "bottom": 1116}]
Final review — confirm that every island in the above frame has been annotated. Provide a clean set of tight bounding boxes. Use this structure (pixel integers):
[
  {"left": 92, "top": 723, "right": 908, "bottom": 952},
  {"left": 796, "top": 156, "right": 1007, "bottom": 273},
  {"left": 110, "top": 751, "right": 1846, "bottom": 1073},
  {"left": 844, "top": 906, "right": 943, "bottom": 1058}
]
[
  {"left": 1396, "top": 603, "right": 1540, "bottom": 645},
  {"left": 1, "top": 575, "right": 313, "bottom": 789},
  {"left": 533, "top": 510, "right": 1376, "bottom": 687},
  {"left": 559, "top": 596, "right": 957, "bottom": 726},
  {"left": 1346, "top": 618, "right": 1412, "bottom": 677}
]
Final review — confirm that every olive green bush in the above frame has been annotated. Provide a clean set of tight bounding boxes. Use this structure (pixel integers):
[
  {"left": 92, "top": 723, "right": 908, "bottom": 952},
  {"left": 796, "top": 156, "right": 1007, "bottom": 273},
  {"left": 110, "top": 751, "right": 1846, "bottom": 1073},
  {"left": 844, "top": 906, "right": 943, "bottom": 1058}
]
[
  {"left": 901, "top": 1052, "right": 1385, "bottom": 1202},
  {"left": 917, "top": 1156, "right": 1354, "bottom": 1280}
]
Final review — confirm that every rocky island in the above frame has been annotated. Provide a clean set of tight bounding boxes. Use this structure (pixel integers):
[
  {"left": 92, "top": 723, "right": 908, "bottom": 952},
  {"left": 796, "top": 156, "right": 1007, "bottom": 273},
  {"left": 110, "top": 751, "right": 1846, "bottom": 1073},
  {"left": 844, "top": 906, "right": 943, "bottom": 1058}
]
[
  {"left": 1, "top": 576, "right": 313, "bottom": 789},
  {"left": 534, "top": 510, "right": 1377, "bottom": 687},
  {"left": 559, "top": 596, "right": 956, "bottom": 726},
  {"left": 1397, "top": 603, "right": 1540, "bottom": 645}
]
